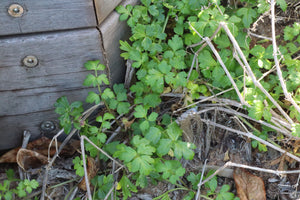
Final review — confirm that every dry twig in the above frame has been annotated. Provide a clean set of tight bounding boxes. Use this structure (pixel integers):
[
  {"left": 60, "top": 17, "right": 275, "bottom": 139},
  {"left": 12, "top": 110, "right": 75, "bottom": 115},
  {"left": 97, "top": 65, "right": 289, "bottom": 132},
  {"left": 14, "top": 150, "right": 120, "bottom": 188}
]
[
  {"left": 189, "top": 23, "right": 247, "bottom": 106},
  {"left": 199, "top": 161, "right": 300, "bottom": 188},
  {"left": 201, "top": 119, "right": 300, "bottom": 162},
  {"left": 221, "top": 22, "right": 294, "bottom": 123},
  {"left": 80, "top": 135, "right": 125, "bottom": 200},
  {"left": 270, "top": 0, "right": 300, "bottom": 115},
  {"left": 40, "top": 103, "right": 103, "bottom": 200}
]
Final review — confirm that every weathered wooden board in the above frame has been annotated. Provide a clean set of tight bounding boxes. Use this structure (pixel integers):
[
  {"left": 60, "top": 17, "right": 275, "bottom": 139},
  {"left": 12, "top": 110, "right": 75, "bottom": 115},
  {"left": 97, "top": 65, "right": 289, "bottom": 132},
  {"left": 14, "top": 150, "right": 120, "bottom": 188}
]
[
  {"left": 0, "top": 112, "right": 50, "bottom": 149},
  {"left": 0, "top": 87, "right": 102, "bottom": 149},
  {"left": 0, "top": 0, "right": 138, "bottom": 150},
  {"left": 0, "top": 0, "right": 96, "bottom": 36},
  {"left": 0, "top": 111, "right": 59, "bottom": 149},
  {"left": 99, "top": 0, "right": 139, "bottom": 83},
  {"left": 0, "top": 28, "right": 105, "bottom": 149},
  {"left": 0, "top": 29, "right": 104, "bottom": 91},
  {"left": 0, "top": 84, "right": 99, "bottom": 117},
  {"left": 94, "top": 0, "right": 122, "bottom": 24}
]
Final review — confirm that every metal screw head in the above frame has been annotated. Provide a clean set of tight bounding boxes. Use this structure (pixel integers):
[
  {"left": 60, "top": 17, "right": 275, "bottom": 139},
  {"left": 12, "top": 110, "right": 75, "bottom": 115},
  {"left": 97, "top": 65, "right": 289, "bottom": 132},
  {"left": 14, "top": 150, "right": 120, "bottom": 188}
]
[
  {"left": 8, "top": 4, "right": 24, "bottom": 17},
  {"left": 23, "top": 55, "right": 38, "bottom": 68},
  {"left": 13, "top": 7, "right": 20, "bottom": 13},
  {"left": 40, "top": 121, "right": 56, "bottom": 132},
  {"left": 27, "top": 58, "right": 34, "bottom": 63}
]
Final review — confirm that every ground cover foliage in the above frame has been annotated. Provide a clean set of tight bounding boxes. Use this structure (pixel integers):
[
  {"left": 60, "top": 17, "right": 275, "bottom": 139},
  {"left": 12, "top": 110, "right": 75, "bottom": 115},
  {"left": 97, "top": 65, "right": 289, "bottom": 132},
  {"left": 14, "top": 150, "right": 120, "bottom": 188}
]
[{"left": 1, "top": 0, "right": 300, "bottom": 199}]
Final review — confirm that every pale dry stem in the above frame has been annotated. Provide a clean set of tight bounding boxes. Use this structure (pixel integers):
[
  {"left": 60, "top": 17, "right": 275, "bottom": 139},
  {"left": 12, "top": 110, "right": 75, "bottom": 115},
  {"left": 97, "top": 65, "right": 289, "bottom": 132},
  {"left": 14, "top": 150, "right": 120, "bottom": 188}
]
[
  {"left": 270, "top": 0, "right": 300, "bottom": 115},
  {"left": 197, "top": 106, "right": 292, "bottom": 137},
  {"left": 201, "top": 119, "right": 300, "bottom": 162},
  {"left": 174, "top": 88, "right": 234, "bottom": 113},
  {"left": 41, "top": 103, "right": 103, "bottom": 200},
  {"left": 189, "top": 20, "right": 294, "bottom": 124},
  {"left": 199, "top": 161, "right": 300, "bottom": 188},
  {"left": 80, "top": 135, "right": 125, "bottom": 200},
  {"left": 195, "top": 159, "right": 208, "bottom": 200},
  {"left": 80, "top": 135, "right": 92, "bottom": 200}
]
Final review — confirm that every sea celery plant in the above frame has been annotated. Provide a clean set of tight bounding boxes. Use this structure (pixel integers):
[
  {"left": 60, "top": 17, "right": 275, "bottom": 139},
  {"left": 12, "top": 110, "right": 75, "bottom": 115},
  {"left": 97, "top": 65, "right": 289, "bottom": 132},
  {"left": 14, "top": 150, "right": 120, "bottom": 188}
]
[
  {"left": 0, "top": 169, "right": 38, "bottom": 200},
  {"left": 53, "top": 0, "right": 300, "bottom": 199}
]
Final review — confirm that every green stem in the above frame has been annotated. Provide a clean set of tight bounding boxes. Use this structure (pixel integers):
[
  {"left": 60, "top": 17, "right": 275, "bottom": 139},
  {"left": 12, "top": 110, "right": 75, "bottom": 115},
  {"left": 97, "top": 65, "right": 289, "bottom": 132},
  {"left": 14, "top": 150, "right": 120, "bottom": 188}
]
[
  {"left": 152, "top": 187, "right": 189, "bottom": 200},
  {"left": 95, "top": 69, "right": 112, "bottom": 114},
  {"left": 237, "top": 115, "right": 281, "bottom": 148},
  {"left": 162, "top": 13, "right": 169, "bottom": 34},
  {"left": 200, "top": 195, "right": 215, "bottom": 200},
  {"left": 159, "top": 12, "right": 170, "bottom": 44},
  {"left": 49, "top": 178, "right": 80, "bottom": 189}
]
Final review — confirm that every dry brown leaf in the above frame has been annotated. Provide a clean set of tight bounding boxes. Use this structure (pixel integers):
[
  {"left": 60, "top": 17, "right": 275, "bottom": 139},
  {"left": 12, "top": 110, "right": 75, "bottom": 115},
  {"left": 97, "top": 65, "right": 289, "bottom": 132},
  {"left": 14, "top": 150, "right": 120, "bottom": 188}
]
[
  {"left": 122, "top": 117, "right": 135, "bottom": 131},
  {"left": 27, "top": 137, "right": 79, "bottom": 156},
  {"left": 79, "top": 157, "right": 98, "bottom": 191},
  {"left": 278, "top": 154, "right": 287, "bottom": 171},
  {"left": 293, "top": 140, "right": 300, "bottom": 154},
  {"left": 0, "top": 148, "right": 20, "bottom": 163},
  {"left": 224, "top": 150, "right": 230, "bottom": 161},
  {"left": 27, "top": 137, "right": 59, "bottom": 156},
  {"left": 16, "top": 148, "right": 48, "bottom": 170},
  {"left": 269, "top": 156, "right": 281, "bottom": 166},
  {"left": 0, "top": 137, "right": 80, "bottom": 164},
  {"left": 68, "top": 139, "right": 81, "bottom": 152},
  {"left": 284, "top": 154, "right": 296, "bottom": 164},
  {"left": 234, "top": 168, "right": 266, "bottom": 200},
  {"left": 270, "top": 154, "right": 294, "bottom": 171}
]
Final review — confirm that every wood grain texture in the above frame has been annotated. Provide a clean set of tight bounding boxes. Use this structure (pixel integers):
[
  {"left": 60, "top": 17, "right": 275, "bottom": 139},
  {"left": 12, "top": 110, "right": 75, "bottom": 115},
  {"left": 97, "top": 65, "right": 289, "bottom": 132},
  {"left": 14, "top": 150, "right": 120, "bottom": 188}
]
[
  {"left": 0, "top": 110, "right": 59, "bottom": 149},
  {"left": 0, "top": 29, "right": 105, "bottom": 149},
  {"left": 0, "top": 28, "right": 104, "bottom": 91},
  {"left": 0, "top": 87, "right": 99, "bottom": 116},
  {"left": 94, "top": 0, "right": 122, "bottom": 24},
  {"left": 0, "top": 0, "right": 97, "bottom": 36},
  {"left": 99, "top": 0, "right": 139, "bottom": 83},
  {"left": 0, "top": 0, "right": 137, "bottom": 150},
  {"left": 0, "top": 87, "right": 102, "bottom": 149}
]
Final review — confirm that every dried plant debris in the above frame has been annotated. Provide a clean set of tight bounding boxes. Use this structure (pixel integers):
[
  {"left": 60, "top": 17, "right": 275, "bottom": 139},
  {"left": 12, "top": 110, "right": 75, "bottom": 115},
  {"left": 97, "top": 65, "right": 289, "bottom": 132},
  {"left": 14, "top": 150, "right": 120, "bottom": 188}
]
[
  {"left": 0, "top": 137, "right": 79, "bottom": 163},
  {"left": 234, "top": 168, "right": 266, "bottom": 200},
  {"left": 16, "top": 148, "right": 48, "bottom": 171},
  {"left": 78, "top": 157, "right": 98, "bottom": 191}
]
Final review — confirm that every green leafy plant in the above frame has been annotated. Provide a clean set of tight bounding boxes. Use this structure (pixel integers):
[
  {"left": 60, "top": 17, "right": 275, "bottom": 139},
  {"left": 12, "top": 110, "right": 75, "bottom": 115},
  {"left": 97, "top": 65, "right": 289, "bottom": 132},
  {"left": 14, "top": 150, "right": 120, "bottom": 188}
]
[
  {"left": 54, "top": 97, "right": 83, "bottom": 134},
  {"left": 52, "top": 0, "right": 300, "bottom": 199},
  {"left": 91, "top": 174, "right": 115, "bottom": 199},
  {"left": 187, "top": 171, "right": 239, "bottom": 200},
  {"left": 72, "top": 156, "right": 85, "bottom": 177},
  {"left": 0, "top": 169, "right": 39, "bottom": 200},
  {"left": 117, "top": 175, "right": 137, "bottom": 199}
]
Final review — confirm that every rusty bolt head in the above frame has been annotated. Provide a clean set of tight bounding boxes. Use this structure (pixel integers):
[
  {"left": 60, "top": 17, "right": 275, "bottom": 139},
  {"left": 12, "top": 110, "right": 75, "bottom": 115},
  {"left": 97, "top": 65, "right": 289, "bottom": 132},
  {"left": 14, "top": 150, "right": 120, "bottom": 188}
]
[
  {"left": 23, "top": 55, "right": 38, "bottom": 68},
  {"left": 40, "top": 121, "right": 56, "bottom": 132},
  {"left": 8, "top": 4, "right": 24, "bottom": 17}
]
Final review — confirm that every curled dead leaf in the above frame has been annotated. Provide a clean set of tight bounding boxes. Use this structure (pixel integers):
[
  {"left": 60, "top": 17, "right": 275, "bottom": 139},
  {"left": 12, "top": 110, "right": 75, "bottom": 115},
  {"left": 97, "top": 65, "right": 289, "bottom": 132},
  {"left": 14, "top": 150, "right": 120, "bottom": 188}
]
[
  {"left": 0, "top": 137, "right": 80, "bottom": 164},
  {"left": 79, "top": 157, "right": 98, "bottom": 191},
  {"left": 16, "top": 148, "right": 48, "bottom": 171},
  {"left": 0, "top": 148, "right": 20, "bottom": 163},
  {"left": 27, "top": 137, "right": 79, "bottom": 156},
  {"left": 234, "top": 168, "right": 266, "bottom": 200}
]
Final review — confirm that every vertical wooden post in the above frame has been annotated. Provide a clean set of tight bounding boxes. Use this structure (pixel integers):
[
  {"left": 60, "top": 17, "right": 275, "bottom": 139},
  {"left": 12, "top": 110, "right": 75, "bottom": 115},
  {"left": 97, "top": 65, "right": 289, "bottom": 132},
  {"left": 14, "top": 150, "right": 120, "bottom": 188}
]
[{"left": 93, "top": 0, "right": 122, "bottom": 24}]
